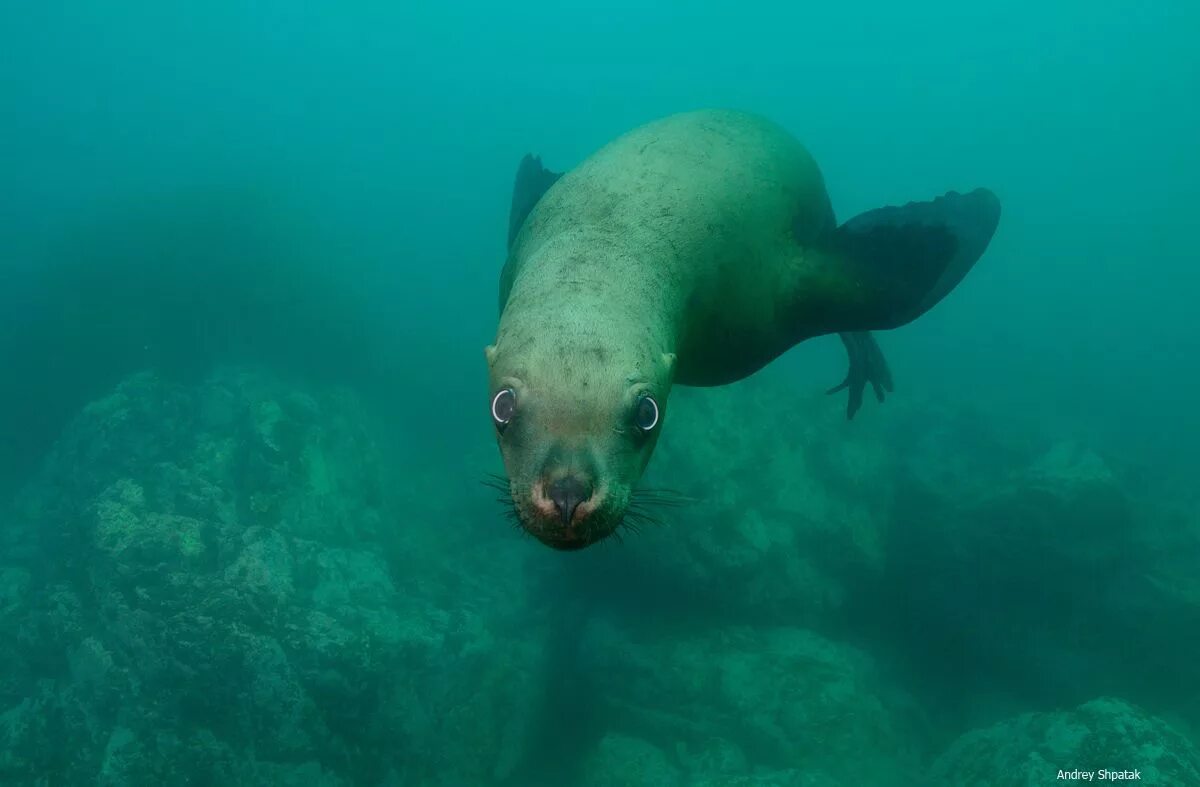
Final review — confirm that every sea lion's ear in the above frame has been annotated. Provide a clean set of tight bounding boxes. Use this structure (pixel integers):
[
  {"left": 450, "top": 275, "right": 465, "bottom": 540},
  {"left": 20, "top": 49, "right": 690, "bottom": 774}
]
[
  {"left": 508, "top": 154, "right": 562, "bottom": 251},
  {"left": 485, "top": 344, "right": 498, "bottom": 366},
  {"left": 815, "top": 188, "right": 1001, "bottom": 331},
  {"left": 661, "top": 352, "right": 677, "bottom": 383}
]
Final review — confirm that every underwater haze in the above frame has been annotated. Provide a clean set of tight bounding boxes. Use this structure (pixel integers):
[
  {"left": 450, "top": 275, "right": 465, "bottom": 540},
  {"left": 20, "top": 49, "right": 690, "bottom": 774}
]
[{"left": 2, "top": 2, "right": 1199, "bottom": 785}]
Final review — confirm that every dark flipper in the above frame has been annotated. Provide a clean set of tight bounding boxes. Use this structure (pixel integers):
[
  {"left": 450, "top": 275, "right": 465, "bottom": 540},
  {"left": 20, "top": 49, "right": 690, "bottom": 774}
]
[
  {"left": 507, "top": 154, "right": 562, "bottom": 251},
  {"left": 827, "top": 331, "right": 893, "bottom": 420},
  {"left": 829, "top": 187, "right": 1001, "bottom": 330},
  {"left": 815, "top": 188, "right": 999, "bottom": 418}
]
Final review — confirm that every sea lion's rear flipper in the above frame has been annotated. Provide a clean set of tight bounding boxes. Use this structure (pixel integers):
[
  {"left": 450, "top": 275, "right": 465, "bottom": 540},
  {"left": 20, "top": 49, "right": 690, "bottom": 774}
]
[
  {"left": 508, "top": 154, "right": 562, "bottom": 251},
  {"left": 806, "top": 188, "right": 1000, "bottom": 418},
  {"left": 825, "top": 187, "right": 1001, "bottom": 329},
  {"left": 827, "top": 331, "right": 894, "bottom": 420}
]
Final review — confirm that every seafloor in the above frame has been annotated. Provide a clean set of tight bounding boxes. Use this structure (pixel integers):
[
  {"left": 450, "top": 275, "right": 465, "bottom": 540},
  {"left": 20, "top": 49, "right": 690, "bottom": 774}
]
[{"left": 1, "top": 367, "right": 1197, "bottom": 785}]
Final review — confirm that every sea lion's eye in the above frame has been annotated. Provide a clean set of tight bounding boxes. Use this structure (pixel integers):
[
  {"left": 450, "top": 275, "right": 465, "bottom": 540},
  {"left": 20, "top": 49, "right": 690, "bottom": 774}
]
[
  {"left": 634, "top": 395, "right": 659, "bottom": 432},
  {"left": 491, "top": 388, "right": 516, "bottom": 429}
]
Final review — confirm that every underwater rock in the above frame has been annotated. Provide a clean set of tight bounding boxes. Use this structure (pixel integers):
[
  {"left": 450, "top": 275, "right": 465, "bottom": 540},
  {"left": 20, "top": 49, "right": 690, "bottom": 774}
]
[
  {"left": 0, "top": 682, "right": 99, "bottom": 783},
  {"left": 576, "top": 728, "right": 846, "bottom": 786},
  {"left": 691, "top": 770, "right": 844, "bottom": 786},
  {"left": 929, "top": 697, "right": 1200, "bottom": 786},
  {"left": 884, "top": 398, "right": 1039, "bottom": 501},
  {"left": 948, "top": 440, "right": 1134, "bottom": 573},
  {"left": 374, "top": 598, "right": 551, "bottom": 786},
  {"left": 1109, "top": 490, "right": 1200, "bottom": 715},
  {"left": 224, "top": 526, "right": 296, "bottom": 609},
  {"left": 94, "top": 725, "right": 246, "bottom": 787},
  {"left": 580, "top": 733, "right": 683, "bottom": 787},
  {"left": 0, "top": 367, "right": 548, "bottom": 785},
  {"left": 25, "top": 373, "right": 197, "bottom": 511},
  {"left": 872, "top": 437, "right": 1150, "bottom": 713},
  {"left": 588, "top": 381, "right": 894, "bottom": 627},
  {"left": 0, "top": 566, "right": 29, "bottom": 618},
  {"left": 246, "top": 759, "right": 349, "bottom": 787},
  {"left": 578, "top": 618, "right": 925, "bottom": 786},
  {"left": 0, "top": 567, "right": 33, "bottom": 704}
]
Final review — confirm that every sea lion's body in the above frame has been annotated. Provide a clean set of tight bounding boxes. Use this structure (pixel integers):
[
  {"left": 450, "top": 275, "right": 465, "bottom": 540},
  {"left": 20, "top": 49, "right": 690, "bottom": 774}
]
[
  {"left": 489, "top": 109, "right": 1000, "bottom": 549},
  {"left": 501, "top": 110, "right": 837, "bottom": 387}
]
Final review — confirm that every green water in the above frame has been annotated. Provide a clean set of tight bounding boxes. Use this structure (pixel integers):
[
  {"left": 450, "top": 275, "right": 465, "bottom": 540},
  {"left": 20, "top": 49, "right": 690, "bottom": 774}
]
[{"left": 1, "top": 2, "right": 1198, "bottom": 785}]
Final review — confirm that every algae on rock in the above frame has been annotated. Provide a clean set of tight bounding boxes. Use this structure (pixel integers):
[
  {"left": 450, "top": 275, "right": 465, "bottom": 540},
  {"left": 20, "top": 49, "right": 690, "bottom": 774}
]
[
  {"left": 930, "top": 697, "right": 1200, "bottom": 786},
  {"left": 0, "top": 368, "right": 550, "bottom": 786}
]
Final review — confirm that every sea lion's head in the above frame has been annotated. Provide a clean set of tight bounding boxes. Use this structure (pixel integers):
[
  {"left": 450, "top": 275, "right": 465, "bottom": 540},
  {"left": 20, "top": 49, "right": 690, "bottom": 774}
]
[{"left": 485, "top": 337, "right": 676, "bottom": 550}]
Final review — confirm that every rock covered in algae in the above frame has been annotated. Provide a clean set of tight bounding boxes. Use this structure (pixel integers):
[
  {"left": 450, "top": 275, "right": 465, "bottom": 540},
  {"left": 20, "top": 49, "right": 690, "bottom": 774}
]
[
  {"left": 576, "top": 618, "right": 927, "bottom": 786},
  {"left": 872, "top": 433, "right": 1157, "bottom": 711},
  {"left": 601, "top": 379, "right": 897, "bottom": 627},
  {"left": 2, "top": 352, "right": 1196, "bottom": 785},
  {"left": 577, "top": 728, "right": 847, "bottom": 786},
  {"left": 579, "top": 733, "right": 683, "bottom": 787},
  {"left": 929, "top": 697, "right": 1200, "bottom": 786},
  {"left": 0, "top": 368, "right": 549, "bottom": 786}
]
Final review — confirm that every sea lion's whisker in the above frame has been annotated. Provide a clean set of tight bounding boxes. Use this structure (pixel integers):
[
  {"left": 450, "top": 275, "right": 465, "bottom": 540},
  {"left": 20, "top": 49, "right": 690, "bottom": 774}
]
[
  {"left": 631, "top": 516, "right": 661, "bottom": 532},
  {"left": 621, "top": 508, "right": 662, "bottom": 532},
  {"left": 633, "top": 491, "right": 694, "bottom": 501},
  {"left": 480, "top": 475, "right": 518, "bottom": 514},
  {"left": 624, "top": 503, "right": 672, "bottom": 523},
  {"left": 624, "top": 502, "right": 658, "bottom": 517},
  {"left": 484, "top": 473, "right": 525, "bottom": 536},
  {"left": 631, "top": 488, "right": 697, "bottom": 509},
  {"left": 633, "top": 501, "right": 691, "bottom": 511}
]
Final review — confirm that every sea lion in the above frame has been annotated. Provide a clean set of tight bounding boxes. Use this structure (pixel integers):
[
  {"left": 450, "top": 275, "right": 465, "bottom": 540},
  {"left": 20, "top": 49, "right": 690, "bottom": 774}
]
[{"left": 487, "top": 109, "right": 1000, "bottom": 550}]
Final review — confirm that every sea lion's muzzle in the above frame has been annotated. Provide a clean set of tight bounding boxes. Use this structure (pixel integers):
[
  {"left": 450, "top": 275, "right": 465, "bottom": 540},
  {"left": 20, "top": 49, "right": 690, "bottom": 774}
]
[
  {"left": 531, "top": 473, "right": 597, "bottom": 525},
  {"left": 547, "top": 476, "right": 593, "bottom": 525},
  {"left": 527, "top": 465, "right": 608, "bottom": 549}
]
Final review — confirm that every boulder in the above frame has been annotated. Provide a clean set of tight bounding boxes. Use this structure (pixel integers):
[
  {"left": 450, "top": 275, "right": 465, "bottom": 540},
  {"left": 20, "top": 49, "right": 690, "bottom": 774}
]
[
  {"left": 930, "top": 697, "right": 1200, "bottom": 786},
  {"left": 0, "top": 368, "right": 549, "bottom": 785},
  {"left": 577, "top": 618, "right": 926, "bottom": 786}
]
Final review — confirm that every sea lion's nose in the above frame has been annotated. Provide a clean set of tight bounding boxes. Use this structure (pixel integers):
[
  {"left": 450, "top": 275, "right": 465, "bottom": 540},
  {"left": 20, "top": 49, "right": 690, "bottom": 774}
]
[{"left": 548, "top": 476, "right": 593, "bottom": 525}]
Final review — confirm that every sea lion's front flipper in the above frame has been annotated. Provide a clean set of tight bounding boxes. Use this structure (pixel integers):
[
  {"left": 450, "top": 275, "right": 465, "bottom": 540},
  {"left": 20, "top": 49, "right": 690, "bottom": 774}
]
[
  {"left": 507, "top": 154, "right": 562, "bottom": 251},
  {"left": 827, "top": 331, "right": 893, "bottom": 420},
  {"left": 804, "top": 188, "right": 999, "bottom": 418},
  {"left": 500, "top": 155, "right": 564, "bottom": 313}
]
